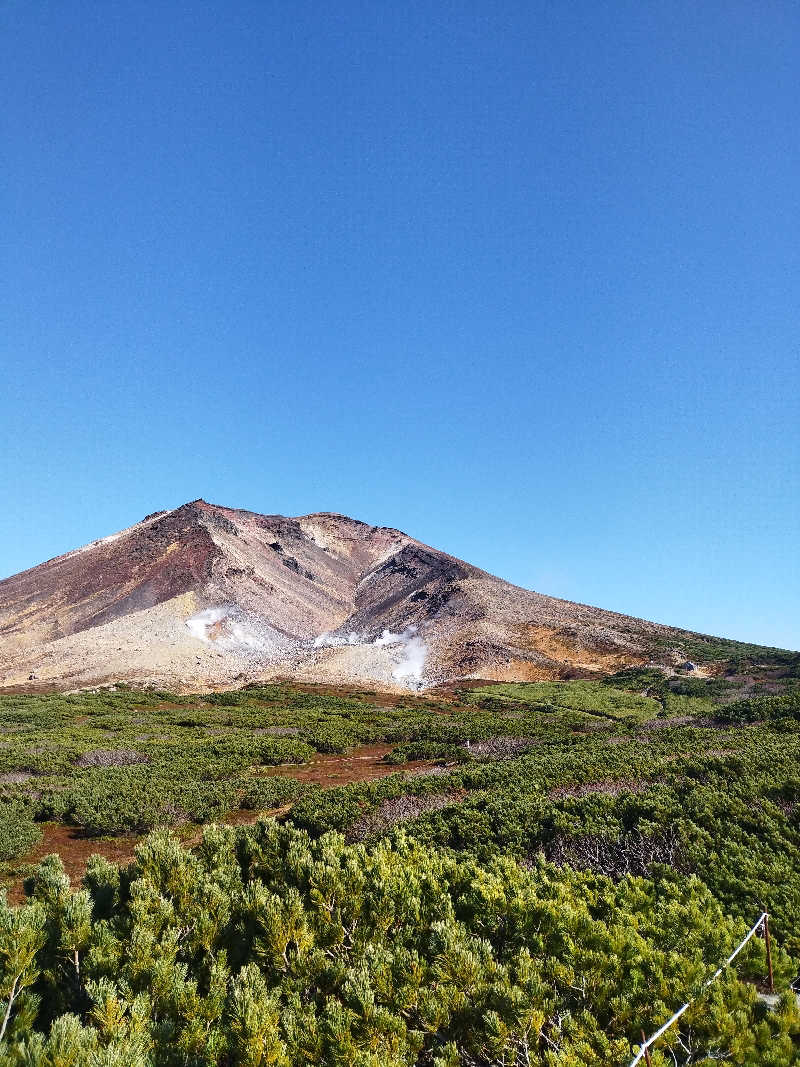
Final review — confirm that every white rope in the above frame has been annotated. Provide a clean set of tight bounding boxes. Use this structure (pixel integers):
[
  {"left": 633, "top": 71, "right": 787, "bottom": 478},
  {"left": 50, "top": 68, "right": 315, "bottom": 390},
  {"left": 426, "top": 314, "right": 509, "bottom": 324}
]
[{"left": 628, "top": 912, "right": 768, "bottom": 1066}]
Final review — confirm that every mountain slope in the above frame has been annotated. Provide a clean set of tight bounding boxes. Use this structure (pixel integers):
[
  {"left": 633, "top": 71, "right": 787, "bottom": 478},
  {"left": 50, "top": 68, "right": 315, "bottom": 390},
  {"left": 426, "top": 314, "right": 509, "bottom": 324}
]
[{"left": 0, "top": 500, "right": 753, "bottom": 691}]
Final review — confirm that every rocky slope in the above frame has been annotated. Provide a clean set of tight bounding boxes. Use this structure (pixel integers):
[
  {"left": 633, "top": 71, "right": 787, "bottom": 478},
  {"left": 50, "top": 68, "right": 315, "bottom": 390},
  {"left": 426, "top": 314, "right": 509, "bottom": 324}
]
[{"left": 0, "top": 499, "right": 714, "bottom": 691}]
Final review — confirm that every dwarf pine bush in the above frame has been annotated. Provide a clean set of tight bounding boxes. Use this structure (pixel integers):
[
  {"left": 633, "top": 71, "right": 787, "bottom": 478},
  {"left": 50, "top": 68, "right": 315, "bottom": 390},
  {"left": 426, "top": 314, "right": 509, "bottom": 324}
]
[{"left": 1, "top": 824, "right": 798, "bottom": 1065}]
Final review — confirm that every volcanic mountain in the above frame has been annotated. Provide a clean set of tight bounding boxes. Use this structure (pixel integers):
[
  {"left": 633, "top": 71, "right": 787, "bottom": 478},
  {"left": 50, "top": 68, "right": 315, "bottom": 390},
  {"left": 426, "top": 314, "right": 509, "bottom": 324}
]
[{"left": 0, "top": 500, "right": 718, "bottom": 691}]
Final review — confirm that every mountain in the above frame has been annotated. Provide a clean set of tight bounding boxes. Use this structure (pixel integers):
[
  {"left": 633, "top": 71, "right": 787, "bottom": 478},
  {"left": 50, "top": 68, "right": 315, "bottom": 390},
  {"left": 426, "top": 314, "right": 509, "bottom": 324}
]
[{"left": 0, "top": 499, "right": 744, "bottom": 691}]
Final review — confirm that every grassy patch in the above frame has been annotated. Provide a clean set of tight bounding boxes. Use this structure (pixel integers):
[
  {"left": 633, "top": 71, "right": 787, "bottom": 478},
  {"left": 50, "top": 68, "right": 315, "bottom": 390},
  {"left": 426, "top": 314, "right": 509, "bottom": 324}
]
[{"left": 465, "top": 680, "right": 660, "bottom": 720}]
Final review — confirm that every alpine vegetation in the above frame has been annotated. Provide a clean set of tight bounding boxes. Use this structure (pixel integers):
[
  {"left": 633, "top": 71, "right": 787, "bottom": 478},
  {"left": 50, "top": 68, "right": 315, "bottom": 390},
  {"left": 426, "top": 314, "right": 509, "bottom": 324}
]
[{"left": 1, "top": 662, "right": 800, "bottom": 1064}]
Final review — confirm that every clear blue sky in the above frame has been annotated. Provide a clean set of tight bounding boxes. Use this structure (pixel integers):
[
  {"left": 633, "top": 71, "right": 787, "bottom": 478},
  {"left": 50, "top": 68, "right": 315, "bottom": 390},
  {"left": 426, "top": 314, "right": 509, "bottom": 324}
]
[{"left": 2, "top": 1, "right": 798, "bottom": 649}]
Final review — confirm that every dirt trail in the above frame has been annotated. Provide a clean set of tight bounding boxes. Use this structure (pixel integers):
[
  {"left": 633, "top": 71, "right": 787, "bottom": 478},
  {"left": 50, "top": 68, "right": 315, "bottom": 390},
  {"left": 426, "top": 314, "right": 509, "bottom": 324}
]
[{"left": 5, "top": 745, "right": 429, "bottom": 902}]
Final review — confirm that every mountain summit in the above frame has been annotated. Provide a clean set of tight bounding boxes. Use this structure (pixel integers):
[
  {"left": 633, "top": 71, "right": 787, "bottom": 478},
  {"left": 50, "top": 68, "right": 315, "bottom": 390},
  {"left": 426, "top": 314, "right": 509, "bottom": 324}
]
[{"left": 0, "top": 500, "right": 717, "bottom": 691}]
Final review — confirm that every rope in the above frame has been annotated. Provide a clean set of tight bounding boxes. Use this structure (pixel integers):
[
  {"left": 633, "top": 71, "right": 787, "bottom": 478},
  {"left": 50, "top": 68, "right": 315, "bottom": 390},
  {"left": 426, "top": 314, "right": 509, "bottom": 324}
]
[{"left": 628, "top": 911, "right": 768, "bottom": 1066}]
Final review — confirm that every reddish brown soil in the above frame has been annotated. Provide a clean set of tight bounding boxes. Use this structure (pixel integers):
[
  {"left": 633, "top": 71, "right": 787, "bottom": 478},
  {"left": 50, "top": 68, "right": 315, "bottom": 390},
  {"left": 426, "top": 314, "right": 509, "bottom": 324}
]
[
  {"left": 261, "top": 744, "right": 432, "bottom": 785},
  {"left": 7, "top": 825, "right": 140, "bottom": 904}
]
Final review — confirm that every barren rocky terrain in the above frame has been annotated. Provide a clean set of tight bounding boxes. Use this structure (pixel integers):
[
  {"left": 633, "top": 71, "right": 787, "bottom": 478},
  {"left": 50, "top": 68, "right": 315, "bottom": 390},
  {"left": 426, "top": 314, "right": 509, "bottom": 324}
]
[{"left": 0, "top": 499, "right": 738, "bottom": 691}]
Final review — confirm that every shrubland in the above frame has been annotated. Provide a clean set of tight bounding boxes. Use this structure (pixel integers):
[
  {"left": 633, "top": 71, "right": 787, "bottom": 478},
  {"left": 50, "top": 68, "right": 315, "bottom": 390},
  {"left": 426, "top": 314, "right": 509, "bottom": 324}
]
[{"left": 1, "top": 663, "right": 799, "bottom": 1064}]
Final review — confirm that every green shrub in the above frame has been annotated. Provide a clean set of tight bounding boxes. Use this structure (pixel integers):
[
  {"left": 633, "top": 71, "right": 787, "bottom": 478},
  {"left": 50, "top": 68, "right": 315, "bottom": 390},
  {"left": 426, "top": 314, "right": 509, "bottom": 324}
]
[
  {"left": 206, "top": 691, "right": 245, "bottom": 707},
  {"left": 239, "top": 777, "right": 309, "bottom": 811},
  {"left": 0, "top": 802, "right": 42, "bottom": 862},
  {"left": 717, "top": 689, "right": 800, "bottom": 725},
  {"left": 384, "top": 741, "right": 471, "bottom": 764},
  {"left": 2, "top": 825, "right": 797, "bottom": 1064}
]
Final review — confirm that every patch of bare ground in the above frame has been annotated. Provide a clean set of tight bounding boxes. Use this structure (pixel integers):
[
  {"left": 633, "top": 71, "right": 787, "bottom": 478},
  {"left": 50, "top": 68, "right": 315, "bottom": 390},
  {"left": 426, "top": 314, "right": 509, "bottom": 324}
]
[
  {"left": 474, "top": 659, "right": 562, "bottom": 683},
  {"left": 508, "top": 624, "right": 648, "bottom": 675},
  {"left": 260, "top": 744, "right": 435, "bottom": 786},
  {"left": 171, "top": 804, "right": 297, "bottom": 850},
  {"left": 431, "top": 678, "right": 502, "bottom": 699},
  {"left": 347, "top": 791, "right": 466, "bottom": 842},
  {"left": 7, "top": 825, "right": 141, "bottom": 905}
]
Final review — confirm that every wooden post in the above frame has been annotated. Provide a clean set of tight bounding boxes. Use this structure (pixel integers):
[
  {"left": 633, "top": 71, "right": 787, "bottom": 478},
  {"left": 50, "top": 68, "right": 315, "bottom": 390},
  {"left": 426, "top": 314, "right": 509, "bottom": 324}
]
[
  {"left": 641, "top": 1031, "right": 652, "bottom": 1067},
  {"left": 764, "top": 913, "right": 774, "bottom": 994}
]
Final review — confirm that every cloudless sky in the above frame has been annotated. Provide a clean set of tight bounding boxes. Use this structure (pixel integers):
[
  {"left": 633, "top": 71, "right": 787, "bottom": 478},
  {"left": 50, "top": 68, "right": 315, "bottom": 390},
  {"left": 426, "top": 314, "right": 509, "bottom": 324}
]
[{"left": 2, "top": 1, "right": 798, "bottom": 648}]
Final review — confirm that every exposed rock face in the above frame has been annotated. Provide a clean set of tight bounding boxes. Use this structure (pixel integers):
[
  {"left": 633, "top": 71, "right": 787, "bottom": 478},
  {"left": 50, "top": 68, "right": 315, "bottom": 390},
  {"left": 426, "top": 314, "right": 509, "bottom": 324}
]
[{"left": 0, "top": 499, "right": 692, "bottom": 692}]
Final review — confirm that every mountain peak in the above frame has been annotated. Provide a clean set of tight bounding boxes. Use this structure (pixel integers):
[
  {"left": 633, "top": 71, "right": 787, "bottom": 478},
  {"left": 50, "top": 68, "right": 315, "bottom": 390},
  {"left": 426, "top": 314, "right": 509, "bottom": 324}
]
[{"left": 0, "top": 501, "right": 711, "bottom": 693}]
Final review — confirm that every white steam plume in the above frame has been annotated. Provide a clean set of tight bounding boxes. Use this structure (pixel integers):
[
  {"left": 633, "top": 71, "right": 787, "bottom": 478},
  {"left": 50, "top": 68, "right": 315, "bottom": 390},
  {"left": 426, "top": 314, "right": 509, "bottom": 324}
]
[
  {"left": 373, "top": 625, "right": 428, "bottom": 684},
  {"left": 186, "top": 606, "right": 228, "bottom": 643},
  {"left": 313, "top": 631, "right": 360, "bottom": 648},
  {"left": 312, "top": 625, "right": 429, "bottom": 687},
  {"left": 186, "top": 604, "right": 269, "bottom": 651}
]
